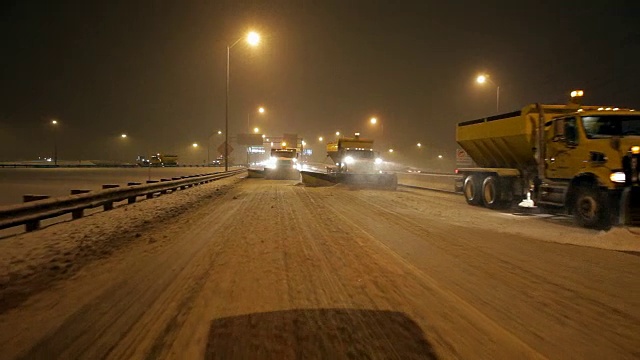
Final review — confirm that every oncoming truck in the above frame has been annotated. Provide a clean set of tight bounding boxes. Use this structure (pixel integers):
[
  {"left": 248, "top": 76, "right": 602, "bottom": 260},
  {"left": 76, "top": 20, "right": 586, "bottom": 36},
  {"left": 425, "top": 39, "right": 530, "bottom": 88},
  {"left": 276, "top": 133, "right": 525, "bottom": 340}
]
[
  {"left": 264, "top": 146, "right": 299, "bottom": 180},
  {"left": 456, "top": 91, "right": 640, "bottom": 228},
  {"left": 323, "top": 133, "right": 397, "bottom": 189}
]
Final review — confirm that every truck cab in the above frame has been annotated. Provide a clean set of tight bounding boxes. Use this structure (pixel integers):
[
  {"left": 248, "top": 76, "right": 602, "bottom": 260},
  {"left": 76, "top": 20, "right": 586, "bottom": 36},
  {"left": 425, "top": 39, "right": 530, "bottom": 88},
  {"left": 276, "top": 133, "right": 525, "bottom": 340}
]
[{"left": 542, "top": 110, "right": 640, "bottom": 226}]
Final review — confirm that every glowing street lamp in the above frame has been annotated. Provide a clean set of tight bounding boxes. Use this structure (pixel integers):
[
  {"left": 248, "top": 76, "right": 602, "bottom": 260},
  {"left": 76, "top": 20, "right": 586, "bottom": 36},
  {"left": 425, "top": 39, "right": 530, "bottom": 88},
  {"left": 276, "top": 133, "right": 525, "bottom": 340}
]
[
  {"left": 248, "top": 106, "right": 267, "bottom": 132},
  {"left": 369, "top": 116, "right": 384, "bottom": 137},
  {"left": 253, "top": 127, "right": 260, "bottom": 134},
  {"left": 121, "top": 134, "right": 127, "bottom": 138},
  {"left": 335, "top": 131, "right": 340, "bottom": 136},
  {"left": 476, "top": 73, "right": 500, "bottom": 113},
  {"left": 417, "top": 142, "right": 422, "bottom": 148},
  {"left": 50, "top": 119, "right": 59, "bottom": 166},
  {"left": 247, "top": 31, "right": 261, "bottom": 46},
  {"left": 217, "top": 130, "right": 222, "bottom": 135},
  {"left": 225, "top": 30, "right": 262, "bottom": 171},
  {"left": 388, "top": 148, "right": 394, "bottom": 153},
  {"left": 318, "top": 136, "right": 324, "bottom": 142},
  {"left": 193, "top": 143, "right": 199, "bottom": 147},
  {"left": 438, "top": 154, "right": 443, "bottom": 159}
]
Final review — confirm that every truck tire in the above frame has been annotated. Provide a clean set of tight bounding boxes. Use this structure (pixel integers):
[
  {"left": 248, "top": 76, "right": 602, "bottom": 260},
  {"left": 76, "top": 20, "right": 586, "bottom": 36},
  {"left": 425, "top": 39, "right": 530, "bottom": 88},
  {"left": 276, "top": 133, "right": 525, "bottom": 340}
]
[
  {"left": 463, "top": 175, "right": 482, "bottom": 205},
  {"left": 574, "top": 186, "right": 610, "bottom": 229},
  {"left": 482, "top": 176, "right": 502, "bottom": 209}
]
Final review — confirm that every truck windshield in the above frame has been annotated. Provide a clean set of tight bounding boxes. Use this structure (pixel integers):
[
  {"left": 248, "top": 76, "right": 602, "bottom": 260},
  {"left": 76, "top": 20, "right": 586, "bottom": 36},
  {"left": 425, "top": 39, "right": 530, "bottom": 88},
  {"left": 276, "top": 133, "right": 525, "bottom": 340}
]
[
  {"left": 346, "top": 150, "right": 374, "bottom": 159},
  {"left": 582, "top": 115, "right": 640, "bottom": 138},
  {"left": 271, "top": 150, "right": 296, "bottom": 158}
]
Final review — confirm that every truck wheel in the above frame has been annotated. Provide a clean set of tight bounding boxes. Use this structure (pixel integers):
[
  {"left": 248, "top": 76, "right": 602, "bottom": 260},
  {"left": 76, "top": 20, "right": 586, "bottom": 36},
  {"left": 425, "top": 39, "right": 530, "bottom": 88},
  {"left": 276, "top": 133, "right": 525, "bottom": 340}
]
[
  {"left": 482, "top": 176, "right": 502, "bottom": 209},
  {"left": 463, "top": 175, "right": 482, "bottom": 205},
  {"left": 574, "top": 186, "right": 610, "bottom": 229}
]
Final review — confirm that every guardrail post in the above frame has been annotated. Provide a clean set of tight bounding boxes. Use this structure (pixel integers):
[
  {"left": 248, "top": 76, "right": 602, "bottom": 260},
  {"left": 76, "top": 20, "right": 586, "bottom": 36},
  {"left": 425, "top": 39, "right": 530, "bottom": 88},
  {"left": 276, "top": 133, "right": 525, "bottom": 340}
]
[
  {"left": 160, "top": 179, "right": 171, "bottom": 193},
  {"left": 70, "top": 190, "right": 91, "bottom": 219},
  {"left": 101, "top": 184, "right": 119, "bottom": 210},
  {"left": 171, "top": 177, "right": 183, "bottom": 190},
  {"left": 127, "top": 182, "right": 141, "bottom": 203},
  {"left": 146, "top": 180, "right": 158, "bottom": 198},
  {"left": 23, "top": 194, "right": 50, "bottom": 231}
]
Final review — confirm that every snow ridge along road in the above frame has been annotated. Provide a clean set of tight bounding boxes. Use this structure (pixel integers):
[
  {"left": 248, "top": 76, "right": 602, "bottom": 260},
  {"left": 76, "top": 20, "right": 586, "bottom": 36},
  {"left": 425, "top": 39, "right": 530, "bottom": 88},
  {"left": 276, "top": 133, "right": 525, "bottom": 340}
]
[{"left": 0, "top": 177, "right": 639, "bottom": 359}]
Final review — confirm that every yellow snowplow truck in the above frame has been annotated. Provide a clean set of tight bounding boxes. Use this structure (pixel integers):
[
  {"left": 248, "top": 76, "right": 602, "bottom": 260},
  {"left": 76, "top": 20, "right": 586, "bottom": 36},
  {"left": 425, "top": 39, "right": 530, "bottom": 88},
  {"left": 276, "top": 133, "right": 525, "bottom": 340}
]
[
  {"left": 456, "top": 90, "right": 640, "bottom": 229},
  {"left": 301, "top": 133, "right": 397, "bottom": 190}
]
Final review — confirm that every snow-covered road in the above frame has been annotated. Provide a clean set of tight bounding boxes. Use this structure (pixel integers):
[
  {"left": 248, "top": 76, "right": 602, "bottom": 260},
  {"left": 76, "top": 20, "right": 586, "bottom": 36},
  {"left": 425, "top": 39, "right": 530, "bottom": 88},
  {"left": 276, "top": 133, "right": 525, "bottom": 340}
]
[{"left": 1, "top": 176, "right": 639, "bottom": 359}]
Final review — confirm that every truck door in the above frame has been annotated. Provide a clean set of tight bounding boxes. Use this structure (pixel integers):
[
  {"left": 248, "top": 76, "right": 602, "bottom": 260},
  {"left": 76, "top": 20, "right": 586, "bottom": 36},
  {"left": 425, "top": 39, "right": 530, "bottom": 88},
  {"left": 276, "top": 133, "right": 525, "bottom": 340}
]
[{"left": 546, "top": 117, "right": 585, "bottom": 180}]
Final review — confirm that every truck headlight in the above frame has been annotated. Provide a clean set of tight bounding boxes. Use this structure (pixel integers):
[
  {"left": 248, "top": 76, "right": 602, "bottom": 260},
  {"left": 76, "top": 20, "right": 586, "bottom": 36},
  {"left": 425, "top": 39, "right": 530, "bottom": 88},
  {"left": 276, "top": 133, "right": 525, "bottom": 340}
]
[
  {"left": 610, "top": 171, "right": 626, "bottom": 183},
  {"left": 344, "top": 156, "right": 355, "bottom": 164},
  {"left": 266, "top": 157, "right": 277, "bottom": 169},
  {"left": 374, "top": 158, "right": 383, "bottom": 165}
]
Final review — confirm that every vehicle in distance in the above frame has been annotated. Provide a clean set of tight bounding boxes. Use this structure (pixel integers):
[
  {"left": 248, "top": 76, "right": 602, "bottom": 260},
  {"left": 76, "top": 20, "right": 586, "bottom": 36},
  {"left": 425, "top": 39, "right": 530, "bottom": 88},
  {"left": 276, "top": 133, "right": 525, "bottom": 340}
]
[
  {"left": 211, "top": 158, "right": 223, "bottom": 167},
  {"left": 138, "top": 154, "right": 179, "bottom": 167},
  {"left": 456, "top": 90, "right": 640, "bottom": 228}
]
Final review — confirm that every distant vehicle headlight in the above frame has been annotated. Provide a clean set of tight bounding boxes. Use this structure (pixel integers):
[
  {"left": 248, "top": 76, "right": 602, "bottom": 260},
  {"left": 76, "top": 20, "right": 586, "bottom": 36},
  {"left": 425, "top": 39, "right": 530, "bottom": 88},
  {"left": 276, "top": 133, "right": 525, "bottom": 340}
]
[
  {"left": 374, "top": 157, "right": 383, "bottom": 165},
  {"left": 344, "top": 156, "right": 355, "bottom": 164},
  {"left": 610, "top": 171, "right": 626, "bottom": 183}
]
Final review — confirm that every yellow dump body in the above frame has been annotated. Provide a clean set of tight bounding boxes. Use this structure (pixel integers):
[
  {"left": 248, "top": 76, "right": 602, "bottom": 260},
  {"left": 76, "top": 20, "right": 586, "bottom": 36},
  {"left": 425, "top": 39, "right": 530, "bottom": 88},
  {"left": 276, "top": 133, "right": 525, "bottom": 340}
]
[
  {"left": 327, "top": 137, "right": 374, "bottom": 164},
  {"left": 456, "top": 104, "right": 574, "bottom": 169}
]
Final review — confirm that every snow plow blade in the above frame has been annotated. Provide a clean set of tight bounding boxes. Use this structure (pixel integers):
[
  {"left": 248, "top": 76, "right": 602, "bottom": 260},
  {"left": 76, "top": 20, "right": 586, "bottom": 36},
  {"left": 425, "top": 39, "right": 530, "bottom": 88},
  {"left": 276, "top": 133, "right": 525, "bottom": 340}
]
[
  {"left": 265, "top": 168, "right": 300, "bottom": 180},
  {"left": 301, "top": 171, "right": 397, "bottom": 190},
  {"left": 247, "top": 168, "right": 265, "bottom": 178}
]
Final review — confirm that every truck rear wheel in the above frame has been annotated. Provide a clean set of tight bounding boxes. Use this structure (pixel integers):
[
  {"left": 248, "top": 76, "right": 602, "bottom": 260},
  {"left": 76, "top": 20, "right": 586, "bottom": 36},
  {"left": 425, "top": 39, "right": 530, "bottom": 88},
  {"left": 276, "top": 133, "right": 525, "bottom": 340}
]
[
  {"left": 463, "top": 175, "right": 482, "bottom": 205},
  {"left": 482, "top": 176, "right": 502, "bottom": 209},
  {"left": 574, "top": 186, "right": 610, "bottom": 229}
]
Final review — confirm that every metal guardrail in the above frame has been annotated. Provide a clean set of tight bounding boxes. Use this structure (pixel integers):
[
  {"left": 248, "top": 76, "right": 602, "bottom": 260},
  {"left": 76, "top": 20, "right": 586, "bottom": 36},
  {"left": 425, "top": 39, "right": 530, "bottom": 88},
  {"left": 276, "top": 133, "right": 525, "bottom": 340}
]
[{"left": 0, "top": 169, "right": 246, "bottom": 232}]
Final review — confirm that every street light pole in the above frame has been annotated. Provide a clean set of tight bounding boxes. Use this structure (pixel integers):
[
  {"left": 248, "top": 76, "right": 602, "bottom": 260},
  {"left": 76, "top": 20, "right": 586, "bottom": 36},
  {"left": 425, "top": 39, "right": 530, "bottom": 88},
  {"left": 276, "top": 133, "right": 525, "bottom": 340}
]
[
  {"left": 50, "top": 119, "right": 59, "bottom": 166},
  {"left": 224, "top": 31, "right": 261, "bottom": 172},
  {"left": 225, "top": 44, "right": 231, "bottom": 172},
  {"left": 476, "top": 74, "right": 500, "bottom": 113}
]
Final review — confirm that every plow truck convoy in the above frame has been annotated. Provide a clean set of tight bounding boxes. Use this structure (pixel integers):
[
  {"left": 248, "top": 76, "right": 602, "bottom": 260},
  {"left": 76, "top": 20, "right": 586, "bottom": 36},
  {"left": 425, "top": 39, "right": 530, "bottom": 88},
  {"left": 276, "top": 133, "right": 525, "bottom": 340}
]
[
  {"left": 301, "top": 133, "right": 397, "bottom": 190},
  {"left": 455, "top": 90, "right": 640, "bottom": 229}
]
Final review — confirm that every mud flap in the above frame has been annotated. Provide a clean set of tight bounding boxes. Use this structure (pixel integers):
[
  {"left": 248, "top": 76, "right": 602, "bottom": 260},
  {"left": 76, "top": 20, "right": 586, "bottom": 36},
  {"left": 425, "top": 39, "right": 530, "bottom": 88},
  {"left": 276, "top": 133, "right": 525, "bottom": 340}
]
[{"left": 619, "top": 187, "right": 640, "bottom": 226}]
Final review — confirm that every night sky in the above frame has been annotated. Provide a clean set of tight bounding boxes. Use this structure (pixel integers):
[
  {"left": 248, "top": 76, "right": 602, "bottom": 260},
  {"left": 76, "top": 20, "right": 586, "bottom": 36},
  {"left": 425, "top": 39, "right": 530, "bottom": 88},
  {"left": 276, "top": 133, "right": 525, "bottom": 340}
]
[{"left": 1, "top": 0, "right": 639, "bottom": 166}]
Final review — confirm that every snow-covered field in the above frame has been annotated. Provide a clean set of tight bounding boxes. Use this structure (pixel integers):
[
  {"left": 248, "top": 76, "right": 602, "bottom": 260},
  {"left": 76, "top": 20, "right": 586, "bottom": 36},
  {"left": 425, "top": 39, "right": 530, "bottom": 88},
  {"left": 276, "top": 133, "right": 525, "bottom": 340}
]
[
  {"left": 0, "top": 167, "right": 229, "bottom": 206},
  {"left": 0, "top": 176, "right": 638, "bottom": 358}
]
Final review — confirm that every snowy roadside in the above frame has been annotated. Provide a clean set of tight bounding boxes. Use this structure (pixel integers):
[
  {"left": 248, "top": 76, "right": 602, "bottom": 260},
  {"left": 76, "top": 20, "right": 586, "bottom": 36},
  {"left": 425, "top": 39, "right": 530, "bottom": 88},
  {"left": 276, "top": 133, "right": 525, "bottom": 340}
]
[
  {"left": 0, "top": 174, "right": 245, "bottom": 312},
  {"left": 385, "top": 188, "right": 640, "bottom": 253}
]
